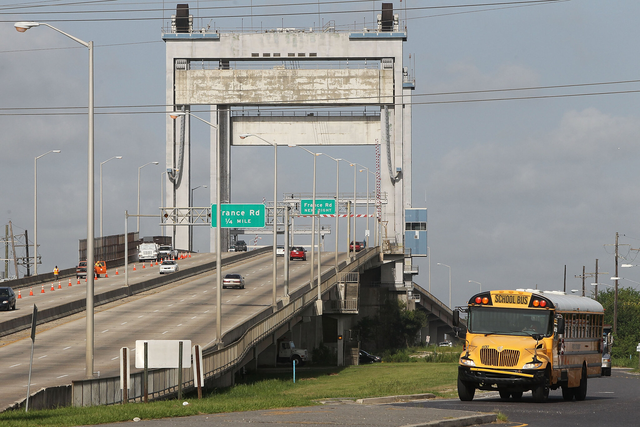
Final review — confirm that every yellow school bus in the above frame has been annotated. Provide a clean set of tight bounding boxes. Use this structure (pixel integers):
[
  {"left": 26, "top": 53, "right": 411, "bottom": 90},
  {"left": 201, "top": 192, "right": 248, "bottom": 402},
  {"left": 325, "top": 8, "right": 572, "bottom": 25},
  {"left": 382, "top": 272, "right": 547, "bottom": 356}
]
[{"left": 453, "top": 289, "right": 604, "bottom": 402}]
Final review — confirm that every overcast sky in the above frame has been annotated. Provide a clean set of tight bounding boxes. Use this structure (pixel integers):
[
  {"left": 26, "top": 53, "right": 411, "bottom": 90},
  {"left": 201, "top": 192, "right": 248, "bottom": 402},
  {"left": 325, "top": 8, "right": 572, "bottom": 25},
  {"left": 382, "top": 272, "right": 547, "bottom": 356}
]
[{"left": 2, "top": 0, "right": 640, "bottom": 308}]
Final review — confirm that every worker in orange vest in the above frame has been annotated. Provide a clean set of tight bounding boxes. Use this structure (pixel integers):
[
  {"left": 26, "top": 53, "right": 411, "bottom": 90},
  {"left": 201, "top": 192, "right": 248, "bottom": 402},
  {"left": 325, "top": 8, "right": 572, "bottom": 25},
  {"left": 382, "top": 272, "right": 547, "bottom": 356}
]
[{"left": 53, "top": 266, "right": 59, "bottom": 280}]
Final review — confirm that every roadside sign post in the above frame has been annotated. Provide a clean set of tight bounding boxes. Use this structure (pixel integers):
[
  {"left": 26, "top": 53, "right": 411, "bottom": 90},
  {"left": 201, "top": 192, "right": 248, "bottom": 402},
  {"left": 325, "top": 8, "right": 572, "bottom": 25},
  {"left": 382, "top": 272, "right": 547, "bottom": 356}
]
[{"left": 25, "top": 304, "right": 38, "bottom": 412}]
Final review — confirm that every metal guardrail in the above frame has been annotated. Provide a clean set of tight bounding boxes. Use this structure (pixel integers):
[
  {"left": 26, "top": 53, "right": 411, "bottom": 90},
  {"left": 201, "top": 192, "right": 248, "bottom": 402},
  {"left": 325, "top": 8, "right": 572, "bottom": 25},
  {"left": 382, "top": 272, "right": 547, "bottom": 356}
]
[{"left": 72, "top": 247, "right": 380, "bottom": 407}]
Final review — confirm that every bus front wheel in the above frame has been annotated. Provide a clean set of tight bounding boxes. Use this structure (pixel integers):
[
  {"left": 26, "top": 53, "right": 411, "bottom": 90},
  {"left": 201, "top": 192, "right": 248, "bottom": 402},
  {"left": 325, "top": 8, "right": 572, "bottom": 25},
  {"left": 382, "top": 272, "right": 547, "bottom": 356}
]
[
  {"left": 457, "top": 377, "right": 475, "bottom": 401},
  {"left": 532, "top": 384, "right": 549, "bottom": 403}
]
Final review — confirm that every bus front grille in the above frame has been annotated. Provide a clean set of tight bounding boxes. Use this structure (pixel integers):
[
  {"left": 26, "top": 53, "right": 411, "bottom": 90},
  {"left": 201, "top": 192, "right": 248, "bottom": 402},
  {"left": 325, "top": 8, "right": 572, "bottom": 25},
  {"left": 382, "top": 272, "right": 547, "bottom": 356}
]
[{"left": 480, "top": 348, "right": 520, "bottom": 367}]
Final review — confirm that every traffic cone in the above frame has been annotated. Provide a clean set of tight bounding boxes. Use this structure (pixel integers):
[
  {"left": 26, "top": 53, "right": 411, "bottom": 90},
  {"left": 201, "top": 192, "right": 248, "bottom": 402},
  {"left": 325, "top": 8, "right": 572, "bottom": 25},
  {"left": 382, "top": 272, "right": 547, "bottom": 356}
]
[
  {"left": 18, "top": 290, "right": 21, "bottom": 299},
  {"left": 29, "top": 287, "right": 33, "bottom": 296},
  {"left": 143, "top": 263, "right": 146, "bottom": 269},
  {"left": 133, "top": 264, "right": 136, "bottom": 271},
  {"left": 58, "top": 281, "right": 62, "bottom": 289},
  {"left": 115, "top": 269, "right": 119, "bottom": 275},
  {"left": 155, "top": 260, "right": 158, "bottom": 266},
  {"left": 188, "top": 253, "right": 191, "bottom": 258},
  {"left": 105, "top": 271, "right": 109, "bottom": 278},
  {"left": 77, "top": 278, "right": 81, "bottom": 285},
  {"left": 69, "top": 279, "right": 72, "bottom": 287},
  {"left": 41, "top": 285, "right": 45, "bottom": 293}
]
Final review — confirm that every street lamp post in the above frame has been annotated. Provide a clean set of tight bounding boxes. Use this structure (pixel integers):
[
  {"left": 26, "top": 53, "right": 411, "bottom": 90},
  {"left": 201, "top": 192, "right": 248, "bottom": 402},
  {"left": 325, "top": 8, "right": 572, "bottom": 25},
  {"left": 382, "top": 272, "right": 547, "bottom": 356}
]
[
  {"left": 321, "top": 154, "right": 345, "bottom": 273},
  {"left": 349, "top": 162, "right": 357, "bottom": 258},
  {"left": 437, "top": 263, "right": 452, "bottom": 308},
  {"left": 239, "top": 134, "right": 279, "bottom": 308},
  {"left": 15, "top": 20, "right": 95, "bottom": 378},
  {"left": 100, "top": 156, "right": 122, "bottom": 238},
  {"left": 160, "top": 171, "right": 166, "bottom": 237},
  {"left": 358, "top": 165, "right": 373, "bottom": 247},
  {"left": 291, "top": 145, "right": 322, "bottom": 310},
  {"left": 468, "top": 280, "right": 482, "bottom": 292},
  {"left": 190, "top": 185, "right": 208, "bottom": 252},
  {"left": 169, "top": 111, "right": 223, "bottom": 342},
  {"left": 137, "top": 161, "right": 159, "bottom": 233},
  {"left": 34, "top": 150, "right": 61, "bottom": 276}
]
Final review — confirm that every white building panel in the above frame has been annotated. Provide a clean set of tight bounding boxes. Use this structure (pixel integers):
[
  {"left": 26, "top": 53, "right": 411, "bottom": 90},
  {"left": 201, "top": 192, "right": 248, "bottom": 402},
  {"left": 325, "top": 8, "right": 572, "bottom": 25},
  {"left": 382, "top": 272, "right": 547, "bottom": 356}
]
[{"left": 175, "top": 69, "right": 394, "bottom": 105}]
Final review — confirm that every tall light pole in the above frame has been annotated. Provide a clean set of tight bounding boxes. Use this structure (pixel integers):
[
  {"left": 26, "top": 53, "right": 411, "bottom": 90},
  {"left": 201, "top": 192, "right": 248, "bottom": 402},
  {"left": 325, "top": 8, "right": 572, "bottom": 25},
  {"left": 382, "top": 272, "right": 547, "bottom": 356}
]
[
  {"left": 160, "top": 171, "right": 166, "bottom": 237},
  {"left": 468, "top": 280, "right": 482, "bottom": 292},
  {"left": 437, "top": 263, "right": 452, "bottom": 308},
  {"left": 33, "top": 150, "right": 61, "bottom": 276},
  {"left": 358, "top": 165, "right": 373, "bottom": 247},
  {"left": 349, "top": 162, "right": 357, "bottom": 257},
  {"left": 239, "top": 134, "right": 279, "bottom": 308},
  {"left": 100, "top": 156, "right": 122, "bottom": 238},
  {"left": 15, "top": 20, "right": 95, "bottom": 378},
  {"left": 190, "top": 185, "right": 208, "bottom": 252},
  {"left": 291, "top": 145, "right": 322, "bottom": 308},
  {"left": 170, "top": 111, "right": 223, "bottom": 342},
  {"left": 321, "top": 154, "right": 346, "bottom": 273},
  {"left": 137, "top": 161, "right": 159, "bottom": 233}
]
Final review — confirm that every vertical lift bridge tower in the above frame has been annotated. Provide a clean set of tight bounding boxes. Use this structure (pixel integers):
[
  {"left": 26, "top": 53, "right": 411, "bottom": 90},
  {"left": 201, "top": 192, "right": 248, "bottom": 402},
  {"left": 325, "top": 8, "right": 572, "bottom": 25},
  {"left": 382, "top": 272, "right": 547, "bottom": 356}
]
[{"left": 163, "top": 3, "right": 421, "bottom": 287}]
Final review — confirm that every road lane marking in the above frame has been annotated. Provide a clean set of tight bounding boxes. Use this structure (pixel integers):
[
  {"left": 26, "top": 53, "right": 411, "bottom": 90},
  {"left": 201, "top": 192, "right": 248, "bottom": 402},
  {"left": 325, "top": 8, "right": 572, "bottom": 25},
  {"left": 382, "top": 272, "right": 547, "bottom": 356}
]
[
  {"left": 138, "top": 315, "right": 144, "bottom": 318},
  {"left": 177, "top": 324, "right": 183, "bottom": 327},
  {"left": 204, "top": 310, "right": 210, "bottom": 313},
  {"left": 111, "top": 357, "right": 119, "bottom": 361},
  {"left": 57, "top": 375, "right": 68, "bottom": 379},
  {"left": 38, "top": 355, "right": 47, "bottom": 359},
  {"left": 10, "top": 364, "right": 21, "bottom": 368},
  {"left": 102, "top": 330, "right": 109, "bottom": 333},
  {"left": 63, "top": 346, "right": 71, "bottom": 351},
  {"left": 121, "top": 322, "right": 127, "bottom": 326},
  {"left": 191, "top": 316, "right": 197, "bottom": 319},
  {"left": 162, "top": 331, "right": 169, "bottom": 335}
]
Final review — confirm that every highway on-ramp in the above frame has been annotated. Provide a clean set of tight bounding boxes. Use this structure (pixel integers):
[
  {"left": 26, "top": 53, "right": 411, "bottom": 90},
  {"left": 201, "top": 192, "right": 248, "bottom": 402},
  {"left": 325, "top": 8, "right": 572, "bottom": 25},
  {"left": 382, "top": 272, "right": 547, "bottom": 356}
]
[{"left": 0, "top": 251, "right": 345, "bottom": 411}]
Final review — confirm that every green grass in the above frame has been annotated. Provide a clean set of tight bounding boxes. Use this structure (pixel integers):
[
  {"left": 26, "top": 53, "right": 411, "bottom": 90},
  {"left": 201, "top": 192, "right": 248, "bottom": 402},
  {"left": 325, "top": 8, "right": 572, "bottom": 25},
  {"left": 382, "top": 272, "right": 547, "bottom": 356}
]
[{"left": 0, "top": 363, "right": 459, "bottom": 427}]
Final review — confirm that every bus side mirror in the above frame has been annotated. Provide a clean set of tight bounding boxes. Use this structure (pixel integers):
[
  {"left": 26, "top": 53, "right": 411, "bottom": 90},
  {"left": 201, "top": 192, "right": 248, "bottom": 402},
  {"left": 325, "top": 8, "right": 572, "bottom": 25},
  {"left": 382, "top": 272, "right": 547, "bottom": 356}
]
[
  {"left": 454, "top": 327, "right": 466, "bottom": 339},
  {"left": 453, "top": 310, "right": 460, "bottom": 327},
  {"left": 556, "top": 317, "right": 565, "bottom": 335}
]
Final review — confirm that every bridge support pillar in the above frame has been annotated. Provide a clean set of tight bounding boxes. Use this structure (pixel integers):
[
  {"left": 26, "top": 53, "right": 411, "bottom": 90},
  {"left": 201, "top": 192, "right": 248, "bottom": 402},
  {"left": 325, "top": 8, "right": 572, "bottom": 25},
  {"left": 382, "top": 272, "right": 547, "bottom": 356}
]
[{"left": 337, "top": 316, "right": 346, "bottom": 366}]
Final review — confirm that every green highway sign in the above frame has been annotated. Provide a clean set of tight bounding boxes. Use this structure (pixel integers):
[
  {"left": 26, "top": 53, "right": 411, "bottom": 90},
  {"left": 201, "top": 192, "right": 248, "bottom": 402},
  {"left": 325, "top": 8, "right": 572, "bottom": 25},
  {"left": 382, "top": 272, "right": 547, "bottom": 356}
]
[
  {"left": 300, "top": 199, "right": 336, "bottom": 215},
  {"left": 211, "top": 204, "right": 265, "bottom": 228}
]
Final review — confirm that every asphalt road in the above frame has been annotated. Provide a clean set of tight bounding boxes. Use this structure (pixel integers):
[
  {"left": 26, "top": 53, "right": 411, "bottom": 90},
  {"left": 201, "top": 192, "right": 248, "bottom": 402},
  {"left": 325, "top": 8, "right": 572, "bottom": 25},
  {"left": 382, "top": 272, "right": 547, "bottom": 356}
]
[
  {"left": 0, "top": 251, "right": 344, "bottom": 411},
  {"left": 401, "top": 368, "right": 640, "bottom": 426}
]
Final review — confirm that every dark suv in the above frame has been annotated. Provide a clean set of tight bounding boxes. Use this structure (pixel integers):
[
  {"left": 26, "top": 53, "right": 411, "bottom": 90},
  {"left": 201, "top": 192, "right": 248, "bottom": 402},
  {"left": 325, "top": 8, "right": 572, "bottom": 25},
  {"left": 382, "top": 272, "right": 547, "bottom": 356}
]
[
  {"left": 0, "top": 286, "right": 17, "bottom": 311},
  {"left": 234, "top": 240, "right": 248, "bottom": 252}
]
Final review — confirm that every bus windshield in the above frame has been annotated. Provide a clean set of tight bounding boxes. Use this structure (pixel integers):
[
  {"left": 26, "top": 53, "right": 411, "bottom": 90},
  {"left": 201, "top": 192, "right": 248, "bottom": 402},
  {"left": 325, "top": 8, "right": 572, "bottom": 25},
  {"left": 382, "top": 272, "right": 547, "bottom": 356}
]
[{"left": 468, "top": 307, "right": 553, "bottom": 337}]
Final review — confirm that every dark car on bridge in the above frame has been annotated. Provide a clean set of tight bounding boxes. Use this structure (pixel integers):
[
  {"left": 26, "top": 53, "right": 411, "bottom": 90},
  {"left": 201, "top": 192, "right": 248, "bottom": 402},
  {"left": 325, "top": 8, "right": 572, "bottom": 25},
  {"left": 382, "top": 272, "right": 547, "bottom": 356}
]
[
  {"left": 234, "top": 240, "right": 248, "bottom": 252},
  {"left": 359, "top": 350, "right": 381, "bottom": 364},
  {"left": 0, "top": 286, "right": 17, "bottom": 311}
]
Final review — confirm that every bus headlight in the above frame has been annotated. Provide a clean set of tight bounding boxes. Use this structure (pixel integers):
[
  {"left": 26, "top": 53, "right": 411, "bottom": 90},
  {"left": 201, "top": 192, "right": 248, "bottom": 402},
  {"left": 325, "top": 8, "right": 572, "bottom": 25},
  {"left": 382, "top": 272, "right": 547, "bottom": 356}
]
[
  {"left": 460, "top": 357, "right": 476, "bottom": 367},
  {"left": 522, "top": 360, "right": 543, "bottom": 369}
]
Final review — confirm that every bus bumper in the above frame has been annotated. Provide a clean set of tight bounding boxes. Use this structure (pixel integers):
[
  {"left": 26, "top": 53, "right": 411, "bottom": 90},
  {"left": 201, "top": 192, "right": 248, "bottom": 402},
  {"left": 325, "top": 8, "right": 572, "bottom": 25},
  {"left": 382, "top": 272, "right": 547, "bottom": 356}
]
[{"left": 459, "top": 366, "right": 546, "bottom": 389}]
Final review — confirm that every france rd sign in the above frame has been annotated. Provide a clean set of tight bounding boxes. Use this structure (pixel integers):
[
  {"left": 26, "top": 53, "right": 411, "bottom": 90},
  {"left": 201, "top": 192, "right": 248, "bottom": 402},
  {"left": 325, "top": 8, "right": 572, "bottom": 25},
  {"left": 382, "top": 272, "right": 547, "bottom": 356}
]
[
  {"left": 211, "top": 204, "right": 265, "bottom": 228},
  {"left": 300, "top": 199, "right": 336, "bottom": 215}
]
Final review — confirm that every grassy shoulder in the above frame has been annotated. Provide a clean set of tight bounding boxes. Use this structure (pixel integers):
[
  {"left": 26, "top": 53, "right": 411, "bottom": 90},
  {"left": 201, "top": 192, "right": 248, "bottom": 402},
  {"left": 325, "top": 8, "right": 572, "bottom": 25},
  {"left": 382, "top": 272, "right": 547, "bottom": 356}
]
[{"left": 0, "top": 362, "right": 459, "bottom": 427}]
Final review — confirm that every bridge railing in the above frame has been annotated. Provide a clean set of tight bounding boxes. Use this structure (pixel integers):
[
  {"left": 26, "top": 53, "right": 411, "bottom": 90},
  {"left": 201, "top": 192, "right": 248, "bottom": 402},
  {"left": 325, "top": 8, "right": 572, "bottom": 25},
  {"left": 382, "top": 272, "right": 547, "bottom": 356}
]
[{"left": 72, "top": 247, "right": 380, "bottom": 407}]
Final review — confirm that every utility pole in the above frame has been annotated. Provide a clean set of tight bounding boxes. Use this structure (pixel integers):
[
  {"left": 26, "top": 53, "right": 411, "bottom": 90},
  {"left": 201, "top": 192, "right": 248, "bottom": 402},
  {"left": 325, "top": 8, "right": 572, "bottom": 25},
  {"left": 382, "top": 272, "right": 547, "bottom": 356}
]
[
  {"left": 574, "top": 260, "right": 606, "bottom": 299},
  {"left": 614, "top": 232, "right": 619, "bottom": 334}
]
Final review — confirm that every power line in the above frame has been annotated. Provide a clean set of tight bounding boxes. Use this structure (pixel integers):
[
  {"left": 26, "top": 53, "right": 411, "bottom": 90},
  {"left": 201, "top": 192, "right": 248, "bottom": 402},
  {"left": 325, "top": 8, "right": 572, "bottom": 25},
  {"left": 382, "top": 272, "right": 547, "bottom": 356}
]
[
  {"left": 0, "top": 0, "right": 565, "bottom": 22},
  {"left": 1, "top": 87, "right": 640, "bottom": 117}
]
